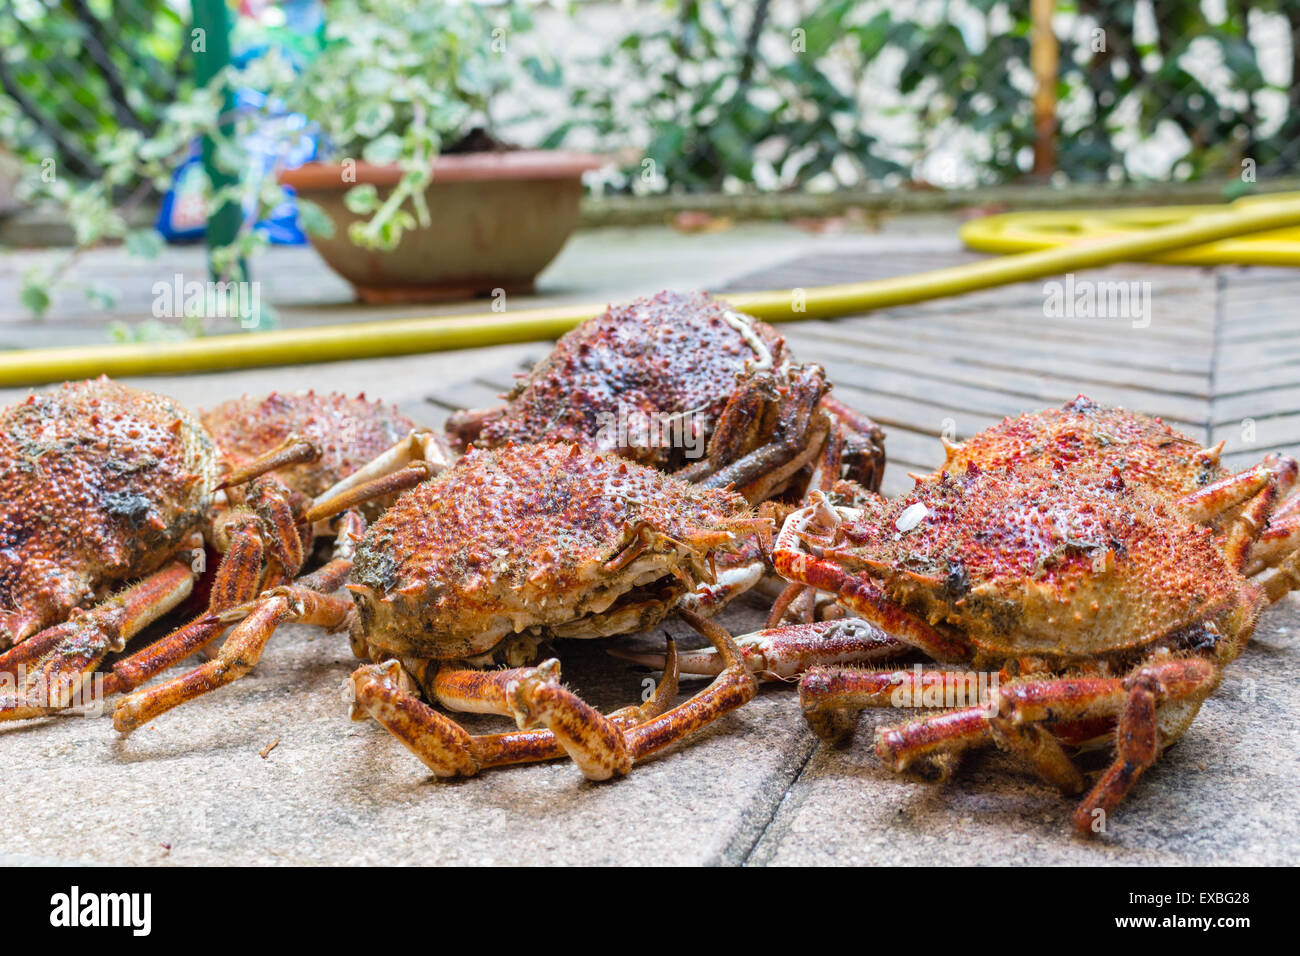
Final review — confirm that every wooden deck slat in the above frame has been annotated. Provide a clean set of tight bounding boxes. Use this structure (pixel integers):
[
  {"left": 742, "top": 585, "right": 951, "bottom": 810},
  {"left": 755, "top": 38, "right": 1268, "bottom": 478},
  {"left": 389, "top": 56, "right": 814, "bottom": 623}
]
[
  {"left": 794, "top": 340, "right": 1211, "bottom": 424},
  {"left": 788, "top": 323, "right": 1210, "bottom": 394},
  {"left": 836, "top": 315, "right": 1216, "bottom": 369}
]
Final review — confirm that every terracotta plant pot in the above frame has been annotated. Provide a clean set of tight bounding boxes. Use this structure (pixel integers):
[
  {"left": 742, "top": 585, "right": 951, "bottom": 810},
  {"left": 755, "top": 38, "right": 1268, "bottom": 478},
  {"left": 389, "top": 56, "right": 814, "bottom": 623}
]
[{"left": 278, "top": 151, "right": 603, "bottom": 303}]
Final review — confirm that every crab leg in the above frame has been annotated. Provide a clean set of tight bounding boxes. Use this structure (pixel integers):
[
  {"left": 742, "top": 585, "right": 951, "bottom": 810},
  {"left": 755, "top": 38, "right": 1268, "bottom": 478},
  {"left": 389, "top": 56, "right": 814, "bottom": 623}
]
[
  {"left": 306, "top": 430, "right": 449, "bottom": 533},
  {"left": 109, "top": 461, "right": 429, "bottom": 729},
  {"left": 621, "top": 609, "right": 757, "bottom": 762},
  {"left": 799, "top": 666, "right": 996, "bottom": 745},
  {"left": 612, "top": 618, "right": 910, "bottom": 681},
  {"left": 696, "top": 368, "right": 832, "bottom": 504},
  {"left": 0, "top": 560, "right": 197, "bottom": 720},
  {"left": 775, "top": 555, "right": 968, "bottom": 663},
  {"left": 346, "top": 642, "right": 683, "bottom": 776},
  {"left": 350, "top": 610, "right": 755, "bottom": 780},
  {"left": 1245, "top": 506, "right": 1300, "bottom": 587},
  {"left": 1063, "top": 659, "right": 1220, "bottom": 834},
  {"left": 1175, "top": 455, "right": 1299, "bottom": 569},
  {"left": 102, "top": 513, "right": 366, "bottom": 698},
  {"left": 767, "top": 580, "right": 813, "bottom": 627},
  {"left": 112, "top": 585, "right": 354, "bottom": 733},
  {"left": 802, "top": 655, "right": 1220, "bottom": 836},
  {"left": 216, "top": 434, "right": 320, "bottom": 490},
  {"left": 818, "top": 393, "right": 887, "bottom": 493},
  {"left": 798, "top": 666, "right": 1087, "bottom": 795}
]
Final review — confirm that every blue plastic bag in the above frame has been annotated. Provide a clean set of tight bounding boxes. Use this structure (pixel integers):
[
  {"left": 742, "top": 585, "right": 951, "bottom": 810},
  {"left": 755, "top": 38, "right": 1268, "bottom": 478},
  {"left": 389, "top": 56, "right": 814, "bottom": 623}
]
[{"left": 156, "top": 89, "right": 318, "bottom": 245}]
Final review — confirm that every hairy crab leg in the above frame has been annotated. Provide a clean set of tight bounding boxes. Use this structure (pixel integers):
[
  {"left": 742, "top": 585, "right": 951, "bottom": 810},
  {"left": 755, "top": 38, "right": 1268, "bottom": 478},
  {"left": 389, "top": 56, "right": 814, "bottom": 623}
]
[
  {"left": 800, "top": 655, "right": 1221, "bottom": 836},
  {"left": 347, "top": 642, "right": 682, "bottom": 777},
  {"left": 427, "top": 656, "right": 681, "bottom": 725},
  {"left": 110, "top": 446, "right": 436, "bottom": 730},
  {"left": 1175, "top": 456, "right": 1299, "bottom": 571},
  {"left": 1064, "top": 659, "right": 1220, "bottom": 834},
  {"left": 112, "top": 584, "right": 354, "bottom": 734},
  {"left": 306, "top": 430, "right": 449, "bottom": 534},
  {"left": 215, "top": 434, "right": 320, "bottom": 490},
  {"left": 798, "top": 665, "right": 1087, "bottom": 795},
  {"left": 773, "top": 541, "right": 968, "bottom": 664},
  {"left": 0, "top": 560, "right": 197, "bottom": 720},
  {"left": 348, "top": 610, "right": 754, "bottom": 780},
  {"left": 690, "top": 365, "right": 832, "bottom": 504},
  {"left": 611, "top": 618, "right": 910, "bottom": 681},
  {"left": 818, "top": 393, "right": 887, "bottom": 493},
  {"left": 102, "top": 512, "right": 365, "bottom": 699},
  {"left": 620, "top": 609, "right": 757, "bottom": 763}
]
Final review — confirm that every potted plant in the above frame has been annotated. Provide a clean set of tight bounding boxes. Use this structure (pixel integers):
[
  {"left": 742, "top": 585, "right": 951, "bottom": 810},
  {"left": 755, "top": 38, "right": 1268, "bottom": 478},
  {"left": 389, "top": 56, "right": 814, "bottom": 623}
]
[
  {"left": 21, "top": 0, "right": 600, "bottom": 323},
  {"left": 276, "top": 0, "right": 602, "bottom": 302}
]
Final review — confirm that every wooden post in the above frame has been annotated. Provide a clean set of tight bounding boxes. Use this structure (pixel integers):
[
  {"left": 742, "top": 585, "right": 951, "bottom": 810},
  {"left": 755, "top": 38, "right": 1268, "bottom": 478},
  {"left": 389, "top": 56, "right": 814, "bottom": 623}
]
[{"left": 1031, "top": 0, "right": 1059, "bottom": 178}]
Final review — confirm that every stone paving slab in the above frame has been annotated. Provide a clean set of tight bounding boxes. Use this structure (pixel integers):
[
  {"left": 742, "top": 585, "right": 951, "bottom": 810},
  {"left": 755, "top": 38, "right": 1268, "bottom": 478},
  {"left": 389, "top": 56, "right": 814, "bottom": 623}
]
[{"left": 1, "top": 599, "right": 819, "bottom": 866}]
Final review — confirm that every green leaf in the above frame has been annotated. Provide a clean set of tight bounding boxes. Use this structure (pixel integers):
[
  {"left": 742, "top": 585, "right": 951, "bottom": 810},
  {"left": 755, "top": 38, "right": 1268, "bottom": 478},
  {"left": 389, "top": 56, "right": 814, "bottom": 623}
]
[
  {"left": 125, "top": 229, "right": 164, "bottom": 259},
  {"left": 20, "top": 275, "right": 52, "bottom": 319},
  {"left": 354, "top": 101, "right": 395, "bottom": 139},
  {"left": 85, "top": 283, "right": 119, "bottom": 310},
  {"left": 343, "top": 184, "right": 380, "bottom": 215},
  {"left": 361, "top": 134, "right": 403, "bottom": 165},
  {"left": 296, "top": 198, "right": 337, "bottom": 237}
]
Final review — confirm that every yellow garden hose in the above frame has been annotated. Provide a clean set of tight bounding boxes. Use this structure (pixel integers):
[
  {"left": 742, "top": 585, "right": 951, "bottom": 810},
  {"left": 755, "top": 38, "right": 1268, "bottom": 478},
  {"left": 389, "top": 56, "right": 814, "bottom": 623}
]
[
  {"left": 961, "top": 192, "right": 1300, "bottom": 266},
  {"left": 4, "top": 195, "right": 1300, "bottom": 387}
]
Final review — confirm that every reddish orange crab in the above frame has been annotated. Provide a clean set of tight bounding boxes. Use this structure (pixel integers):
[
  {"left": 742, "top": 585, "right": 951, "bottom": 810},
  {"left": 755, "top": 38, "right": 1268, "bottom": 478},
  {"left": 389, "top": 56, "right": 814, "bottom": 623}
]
[
  {"left": 744, "top": 393, "right": 1300, "bottom": 833},
  {"left": 0, "top": 380, "right": 440, "bottom": 720},
  {"left": 446, "top": 290, "right": 886, "bottom": 503},
  {"left": 939, "top": 395, "right": 1300, "bottom": 587},
  {"left": 202, "top": 390, "right": 424, "bottom": 516},
  {"left": 113, "top": 442, "right": 768, "bottom": 780}
]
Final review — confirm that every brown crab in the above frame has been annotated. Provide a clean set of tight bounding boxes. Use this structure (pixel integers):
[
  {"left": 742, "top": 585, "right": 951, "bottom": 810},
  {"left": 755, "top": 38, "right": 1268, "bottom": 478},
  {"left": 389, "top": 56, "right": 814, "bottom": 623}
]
[
  {"left": 0, "top": 380, "right": 441, "bottom": 720},
  {"left": 113, "top": 442, "right": 767, "bottom": 781},
  {"left": 446, "top": 290, "right": 886, "bottom": 503},
  {"left": 753, "top": 443, "right": 1287, "bottom": 833}
]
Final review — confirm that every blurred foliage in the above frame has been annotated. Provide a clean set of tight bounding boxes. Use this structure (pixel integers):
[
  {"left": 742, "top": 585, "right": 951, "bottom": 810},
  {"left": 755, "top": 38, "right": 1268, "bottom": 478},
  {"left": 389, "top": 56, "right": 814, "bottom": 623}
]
[
  {"left": 7, "top": 0, "right": 551, "bottom": 322},
  {"left": 0, "top": 0, "right": 185, "bottom": 178},
  {"left": 1057, "top": 0, "right": 1295, "bottom": 181},
  {"left": 3, "top": 0, "right": 1299, "bottom": 321},
  {"left": 548, "top": 0, "right": 1298, "bottom": 192},
  {"left": 546, "top": 0, "right": 902, "bottom": 192}
]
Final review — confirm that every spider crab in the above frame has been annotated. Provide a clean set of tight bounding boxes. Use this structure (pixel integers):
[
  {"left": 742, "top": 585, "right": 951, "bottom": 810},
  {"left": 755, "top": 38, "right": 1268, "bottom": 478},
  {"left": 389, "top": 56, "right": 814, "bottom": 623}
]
[
  {"left": 113, "top": 442, "right": 768, "bottom": 781},
  {"left": 938, "top": 395, "right": 1300, "bottom": 589},
  {"left": 0, "top": 379, "right": 442, "bottom": 720},
  {"left": 446, "top": 290, "right": 886, "bottom": 503},
  {"left": 744, "top": 397, "right": 1300, "bottom": 834}
]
